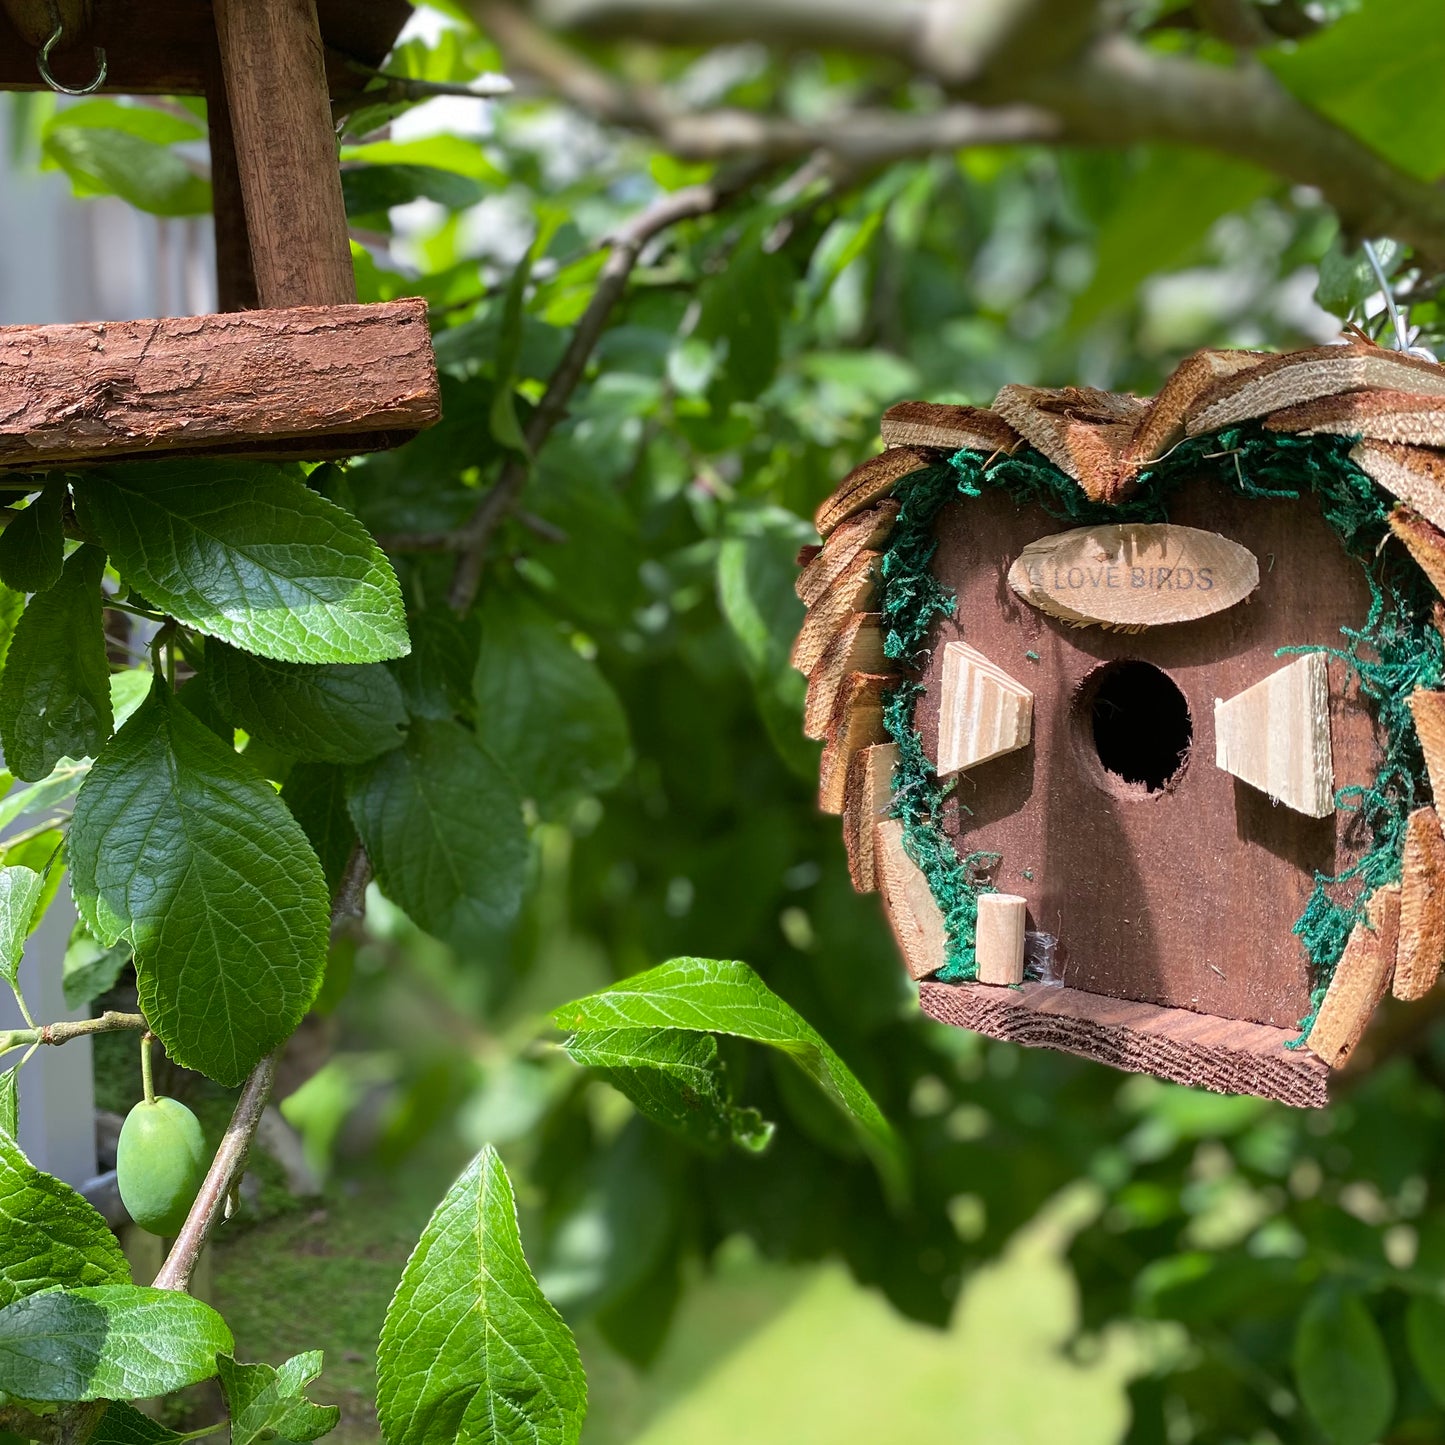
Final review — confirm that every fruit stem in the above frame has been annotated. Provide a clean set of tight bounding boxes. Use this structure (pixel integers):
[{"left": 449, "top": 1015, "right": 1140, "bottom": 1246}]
[{"left": 140, "top": 1032, "right": 157, "bottom": 1106}]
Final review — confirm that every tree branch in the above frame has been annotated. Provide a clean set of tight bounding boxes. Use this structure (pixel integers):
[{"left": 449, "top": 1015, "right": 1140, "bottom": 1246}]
[
  {"left": 153, "top": 846, "right": 372, "bottom": 1294},
  {"left": 446, "top": 166, "right": 766, "bottom": 612}
]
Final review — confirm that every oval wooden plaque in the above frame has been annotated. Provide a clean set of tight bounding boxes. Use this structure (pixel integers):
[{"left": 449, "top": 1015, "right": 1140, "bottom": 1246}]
[{"left": 1006, "top": 523, "right": 1259, "bottom": 629}]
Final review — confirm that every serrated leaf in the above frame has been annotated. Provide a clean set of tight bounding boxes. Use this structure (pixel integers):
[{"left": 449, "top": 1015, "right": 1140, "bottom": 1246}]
[
  {"left": 562, "top": 1028, "right": 772, "bottom": 1153},
  {"left": 0, "top": 545, "right": 113, "bottom": 781},
  {"left": 0, "top": 1131, "right": 130, "bottom": 1308},
  {"left": 69, "top": 686, "right": 329, "bottom": 1085},
  {"left": 72, "top": 462, "right": 410, "bottom": 665},
  {"left": 219, "top": 1351, "right": 340, "bottom": 1445},
  {"left": 474, "top": 595, "right": 631, "bottom": 815},
  {"left": 282, "top": 763, "right": 359, "bottom": 897},
  {"left": 0, "top": 1070, "right": 15, "bottom": 1140},
  {"left": 91, "top": 1399, "right": 197, "bottom": 1443},
  {"left": 1407, "top": 1294, "right": 1445, "bottom": 1408},
  {"left": 347, "top": 718, "right": 528, "bottom": 952},
  {"left": 341, "top": 163, "right": 486, "bottom": 217},
  {"left": 0, "top": 867, "right": 43, "bottom": 988},
  {"left": 377, "top": 1145, "right": 586, "bottom": 1445},
  {"left": 1293, "top": 1287, "right": 1394, "bottom": 1445},
  {"left": 62, "top": 918, "right": 131, "bottom": 1010},
  {"left": 43, "top": 128, "right": 211, "bottom": 215},
  {"left": 207, "top": 641, "right": 407, "bottom": 763},
  {"left": 0, "top": 1284, "right": 232, "bottom": 1401},
  {"left": 0, "top": 478, "right": 65, "bottom": 593},
  {"left": 553, "top": 958, "right": 905, "bottom": 1203}
]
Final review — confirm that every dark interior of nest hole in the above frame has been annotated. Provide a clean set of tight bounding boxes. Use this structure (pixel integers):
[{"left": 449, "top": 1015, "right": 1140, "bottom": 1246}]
[{"left": 1087, "top": 660, "right": 1192, "bottom": 793}]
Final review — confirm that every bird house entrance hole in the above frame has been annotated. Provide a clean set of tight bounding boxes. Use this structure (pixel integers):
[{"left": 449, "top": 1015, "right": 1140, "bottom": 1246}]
[{"left": 1079, "top": 659, "right": 1192, "bottom": 795}]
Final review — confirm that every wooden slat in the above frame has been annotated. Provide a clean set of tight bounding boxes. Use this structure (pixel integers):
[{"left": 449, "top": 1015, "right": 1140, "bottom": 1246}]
[
  {"left": 803, "top": 613, "right": 885, "bottom": 740},
  {"left": 1410, "top": 689, "right": 1445, "bottom": 807},
  {"left": 875, "top": 818, "right": 948, "bottom": 981},
  {"left": 1395, "top": 806, "right": 1445, "bottom": 1000},
  {"left": 0, "top": 0, "right": 410, "bottom": 94},
  {"left": 788, "top": 550, "right": 878, "bottom": 675},
  {"left": 1351, "top": 441, "right": 1445, "bottom": 535},
  {"left": 992, "top": 384, "right": 1146, "bottom": 502},
  {"left": 205, "top": 42, "right": 260, "bottom": 315},
  {"left": 214, "top": 0, "right": 356, "bottom": 309},
  {"left": 879, "top": 401, "right": 1019, "bottom": 456},
  {"left": 814, "top": 448, "right": 933, "bottom": 537},
  {"left": 1306, "top": 884, "right": 1401, "bottom": 1067},
  {"left": 818, "top": 672, "right": 889, "bottom": 815},
  {"left": 796, "top": 500, "right": 897, "bottom": 607},
  {"left": 1269, "top": 390, "right": 1445, "bottom": 447},
  {"left": 1187, "top": 343, "right": 1445, "bottom": 435},
  {"left": 842, "top": 741, "right": 897, "bottom": 893},
  {"left": 935, "top": 641, "right": 1032, "bottom": 776},
  {"left": 0, "top": 300, "right": 440, "bottom": 469},
  {"left": 1390, "top": 506, "right": 1445, "bottom": 599},
  {"left": 920, "top": 980, "right": 1330, "bottom": 1107}
]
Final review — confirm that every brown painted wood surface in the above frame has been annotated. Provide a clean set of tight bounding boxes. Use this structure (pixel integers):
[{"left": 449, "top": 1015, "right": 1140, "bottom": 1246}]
[
  {"left": 915, "top": 481, "right": 1381, "bottom": 1028},
  {"left": 214, "top": 0, "right": 356, "bottom": 309},
  {"left": 1306, "top": 885, "right": 1400, "bottom": 1066},
  {"left": 0, "top": 0, "right": 409, "bottom": 93},
  {"left": 919, "top": 981, "right": 1330, "bottom": 1107},
  {"left": 876, "top": 819, "right": 949, "bottom": 980},
  {"left": 0, "top": 300, "right": 439, "bottom": 468},
  {"left": 843, "top": 742, "right": 897, "bottom": 892},
  {"left": 1394, "top": 807, "right": 1445, "bottom": 1001}
]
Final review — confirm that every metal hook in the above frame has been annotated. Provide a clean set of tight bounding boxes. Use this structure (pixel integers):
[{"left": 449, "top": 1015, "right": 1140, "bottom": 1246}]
[{"left": 35, "top": 3, "right": 107, "bottom": 97}]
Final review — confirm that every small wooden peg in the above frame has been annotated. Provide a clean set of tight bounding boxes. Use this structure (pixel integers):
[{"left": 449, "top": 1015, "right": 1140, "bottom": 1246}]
[
  {"left": 874, "top": 818, "right": 948, "bottom": 981},
  {"left": 1214, "top": 653, "right": 1334, "bottom": 819},
  {"left": 936, "top": 641, "right": 1033, "bottom": 777},
  {"left": 1306, "top": 885, "right": 1401, "bottom": 1067},
  {"left": 975, "top": 894, "right": 1027, "bottom": 985},
  {"left": 1394, "top": 806, "right": 1445, "bottom": 1001}
]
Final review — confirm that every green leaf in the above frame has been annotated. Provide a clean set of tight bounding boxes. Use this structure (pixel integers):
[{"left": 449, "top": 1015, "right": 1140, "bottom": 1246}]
[
  {"left": 0, "top": 1284, "right": 232, "bottom": 1401},
  {"left": 341, "top": 163, "right": 487, "bottom": 217},
  {"left": 282, "top": 762, "right": 360, "bottom": 897},
  {"left": 0, "top": 582, "right": 23, "bottom": 677},
  {"left": 0, "top": 1131, "right": 130, "bottom": 1309},
  {"left": 91, "top": 1399, "right": 198, "bottom": 1444},
  {"left": 1314, "top": 235, "right": 1400, "bottom": 323},
  {"left": 1406, "top": 1294, "right": 1445, "bottom": 1408},
  {"left": 377, "top": 1145, "right": 586, "bottom": 1445},
  {"left": 1293, "top": 1287, "right": 1395, "bottom": 1445},
  {"left": 473, "top": 595, "right": 631, "bottom": 815},
  {"left": 0, "top": 478, "right": 65, "bottom": 594},
  {"left": 0, "top": 545, "right": 113, "bottom": 781},
  {"left": 553, "top": 958, "right": 905, "bottom": 1204},
  {"left": 0, "top": 867, "right": 44, "bottom": 988},
  {"left": 69, "top": 686, "right": 329, "bottom": 1086},
  {"left": 62, "top": 919, "right": 131, "bottom": 1010},
  {"left": 72, "top": 462, "right": 410, "bottom": 665},
  {"left": 44, "top": 99, "right": 204, "bottom": 146},
  {"left": 562, "top": 1027, "right": 772, "bottom": 1153},
  {"left": 490, "top": 247, "right": 535, "bottom": 455},
  {"left": 347, "top": 718, "right": 528, "bottom": 952},
  {"left": 0, "top": 1070, "right": 16, "bottom": 1140},
  {"left": 207, "top": 641, "right": 407, "bottom": 763},
  {"left": 218, "top": 1351, "right": 341, "bottom": 1445},
  {"left": 43, "top": 127, "right": 211, "bottom": 215}
]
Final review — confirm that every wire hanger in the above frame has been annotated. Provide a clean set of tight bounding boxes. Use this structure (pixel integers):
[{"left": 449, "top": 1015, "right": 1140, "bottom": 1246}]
[{"left": 36, "top": 0, "right": 107, "bottom": 97}]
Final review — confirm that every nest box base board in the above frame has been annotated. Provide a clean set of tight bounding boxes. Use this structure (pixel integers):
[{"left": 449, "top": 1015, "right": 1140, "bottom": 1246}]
[
  {"left": 0, "top": 298, "right": 440, "bottom": 471},
  {"left": 920, "top": 980, "right": 1329, "bottom": 1108}
]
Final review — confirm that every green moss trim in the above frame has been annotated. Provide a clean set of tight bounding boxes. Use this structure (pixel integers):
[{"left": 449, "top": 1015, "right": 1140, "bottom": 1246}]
[{"left": 877, "top": 428, "right": 1444, "bottom": 1037}]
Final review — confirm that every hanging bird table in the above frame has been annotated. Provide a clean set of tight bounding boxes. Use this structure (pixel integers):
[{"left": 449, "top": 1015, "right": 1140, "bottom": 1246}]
[
  {"left": 0, "top": 0, "right": 440, "bottom": 471},
  {"left": 797, "top": 340, "right": 1445, "bottom": 1107}
]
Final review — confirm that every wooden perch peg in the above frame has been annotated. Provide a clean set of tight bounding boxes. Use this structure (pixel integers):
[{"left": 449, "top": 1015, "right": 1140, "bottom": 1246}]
[
  {"left": 1214, "top": 653, "right": 1334, "bottom": 819},
  {"left": 935, "top": 641, "right": 1032, "bottom": 777},
  {"left": 1306, "top": 885, "right": 1401, "bottom": 1067},
  {"left": 975, "top": 894, "right": 1027, "bottom": 985}
]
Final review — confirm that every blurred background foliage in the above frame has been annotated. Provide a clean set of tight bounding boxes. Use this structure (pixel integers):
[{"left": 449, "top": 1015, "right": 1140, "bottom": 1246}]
[{"left": 15, "top": 0, "right": 1445, "bottom": 1440}]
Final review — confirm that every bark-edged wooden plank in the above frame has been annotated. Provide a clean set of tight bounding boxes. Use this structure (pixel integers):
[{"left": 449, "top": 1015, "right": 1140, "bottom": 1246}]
[
  {"left": 803, "top": 612, "right": 886, "bottom": 740},
  {"left": 1306, "top": 884, "right": 1401, "bottom": 1067},
  {"left": 992, "top": 384, "right": 1146, "bottom": 502},
  {"left": 1395, "top": 806, "right": 1445, "bottom": 1000},
  {"left": 0, "top": 300, "right": 440, "bottom": 468},
  {"left": 1391, "top": 506, "right": 1445, "bottom": 600},
  {"left": 842, "top": 741, "right": 897, "bottom": 893},
  {"left": 1410, "top": 688, "right": 1445, "bottom": 808},
  {"left": 789, "top": 550, "right": 879, "bottom": 674},
  {"left": 875, "top": 818, "right": 948, "bottom": 980},
  {"left": 919, "top": 980, "right": 1330, "bottom": 1107},
  {"left": 879, "top": 401, "right": 1020, "bottom": 456},
  {"left": 1269, "top": 390, "right": 1445, "bottom": 447},
  {"left": 818, "top": 672, "right": 890, "bottom": 815},
  {"left": 814, "top": 448, "right": 934, "bottom": 537},
  {"left": 1352, "top": 441, "right": 1445, "bottom": 535},
  {"left": 214, "top": 0, "right": 356, "bottom": 309},
  {"left": 796, "top": 500, "right": 898, "bottom": 607}
]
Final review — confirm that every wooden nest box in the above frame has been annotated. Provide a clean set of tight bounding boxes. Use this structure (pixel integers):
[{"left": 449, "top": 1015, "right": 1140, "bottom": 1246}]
[
  {"left": 0, "top": 0, "right": 440, "bottom": 472},
  {"left": 797, "top": 343, "right": 1445, "bottom": 1106}
]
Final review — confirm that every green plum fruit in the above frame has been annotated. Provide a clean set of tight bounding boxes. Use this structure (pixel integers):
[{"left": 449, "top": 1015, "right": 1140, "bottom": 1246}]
[{"left": 116, "top": 1096, "right": 208, "bottom": 1237}]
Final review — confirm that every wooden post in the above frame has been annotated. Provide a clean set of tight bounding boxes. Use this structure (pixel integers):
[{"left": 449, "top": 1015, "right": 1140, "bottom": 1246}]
[
  {"left": 211, "top": 0, "right": 355, "bottom": 309},
  {"left": 204, "top": 45, "right": 259, "bottom": 313}
]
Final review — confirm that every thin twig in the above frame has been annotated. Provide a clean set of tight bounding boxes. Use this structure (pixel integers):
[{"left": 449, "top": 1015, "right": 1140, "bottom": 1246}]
[
  {"left": 446, "top": 166, "right": 765, "bottom": 612},
  {"left": 31, "top": 1011, "right": 148, "bottom": 1047},
  {"left": 153, "top": 847, "right": 372, "bottom": 1294}
]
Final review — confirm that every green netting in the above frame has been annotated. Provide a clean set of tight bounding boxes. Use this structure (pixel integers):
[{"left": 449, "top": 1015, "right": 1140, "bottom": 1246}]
[{"left": 877, "top": 426, "right": 1445, "bottom": 1037}]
